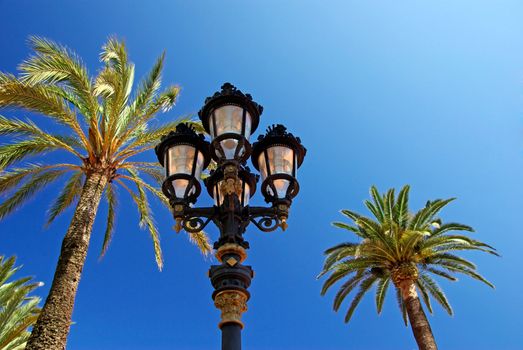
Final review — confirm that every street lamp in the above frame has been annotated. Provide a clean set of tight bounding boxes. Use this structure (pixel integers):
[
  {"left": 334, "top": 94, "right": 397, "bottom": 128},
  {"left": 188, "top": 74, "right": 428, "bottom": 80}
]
[{"left": 155, "top": 83, "right": 306, "bottom": 350}]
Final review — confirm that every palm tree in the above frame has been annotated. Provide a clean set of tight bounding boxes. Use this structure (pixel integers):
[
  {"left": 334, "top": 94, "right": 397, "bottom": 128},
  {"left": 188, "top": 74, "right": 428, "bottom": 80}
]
[
  {"left": 0, "top": 37, "right": 211, "bottom": 350},
  {"left": 0, "top": 256, "right": 41, "bottom": 350},
  {"left": 318, "top": 185, "right": 497, "bottom": 350}
]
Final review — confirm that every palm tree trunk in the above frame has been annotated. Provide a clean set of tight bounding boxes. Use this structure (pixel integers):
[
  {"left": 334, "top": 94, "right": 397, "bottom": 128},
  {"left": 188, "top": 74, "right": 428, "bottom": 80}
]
[
  {"left": 26, "top": 172, "right": 108, "bottom": 350},
  {"left": 399, "top": 281, "right": 438, "bottom": 350}
]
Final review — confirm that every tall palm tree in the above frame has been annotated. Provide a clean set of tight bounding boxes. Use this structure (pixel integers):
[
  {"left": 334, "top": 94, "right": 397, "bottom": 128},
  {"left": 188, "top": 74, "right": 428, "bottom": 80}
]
[
  {"left": 0, "top": 37, "right": 211, "bottom": 350},
  {"left": 318, "top": 185, "right": 497, "bottom": 350},
  {"left": 0, "top": 256, "right": 41, "bottom": 350}
]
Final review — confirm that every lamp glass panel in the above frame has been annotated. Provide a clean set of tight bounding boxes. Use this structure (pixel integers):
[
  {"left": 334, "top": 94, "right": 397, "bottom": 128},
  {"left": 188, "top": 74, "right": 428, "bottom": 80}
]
[
  {"left": 213, "top": 180, "right": 250, "bottom": 206},
  {"left": 209, "top": 105, "right": 252, "bottom": 159},
  {"left": 258, "top": 145, "right": 294, "bottom": 198},
  {"left": 166, "top": 145, "right": 204, "bottom": 197}
]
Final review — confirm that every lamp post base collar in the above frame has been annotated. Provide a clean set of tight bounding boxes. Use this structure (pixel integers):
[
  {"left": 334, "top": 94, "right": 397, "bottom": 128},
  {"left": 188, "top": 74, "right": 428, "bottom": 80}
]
[{"left": 214, "top": 290, "right": 249, "bottom": 329}]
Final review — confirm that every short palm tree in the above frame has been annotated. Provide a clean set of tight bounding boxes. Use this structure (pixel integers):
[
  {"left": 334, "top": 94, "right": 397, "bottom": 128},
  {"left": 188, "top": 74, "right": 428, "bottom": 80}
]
[
  {"left": 0, "top": 256, "right": 41, "bottom": 350},
  {"left": 0, "top": 37, "right": 211, "bottom": 350},
  {"left": 318, "top": 185, "right": 497, "bottom": 350}
]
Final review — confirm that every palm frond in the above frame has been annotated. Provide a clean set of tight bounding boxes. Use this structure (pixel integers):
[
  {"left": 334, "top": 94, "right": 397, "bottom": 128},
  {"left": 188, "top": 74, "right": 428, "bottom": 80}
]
[
  {"left": 340, "top": 209, "right": 361, "bottom": 222},
  {"left": 186, "top": 231, "right": 213, "bottom": 256},
  {"left": 431, "top": 222, "right": 474, "bottom": 236},
  {"left": 319, "top": 258, "right": 378, "bottom": 289},
  {"left": 425, "top": 253, "right": 476, "bottom": 272},
  {"left": 123, "top": 163, "right": 164, "bottom": 185},
  {"left": 418, "top": 274, "right": 453, "bottom": 315},
  {"left": 415, "top": 280, "right": 433, "bottom": 314},
  {"left": 356, "top": 217, "right": 396, "bottom": 254},
  {"left": 343, "top": 275, "right": 378, "bottom": 323},
  {"left": 0, "top": 115, "right": 84, "bottom": 156},
  {"left": 395, "top": 287, "right": 408, "bottom": 326},
  {"left": 332, "top": 271, "right": 367, "bottom": 311},
  {"left": 375, "top": 276, "right": 390, "bottom": 314},
  {"left": 98, "top": 37, "right": 135, "bottom": 141},
  {"left": 369, "top": 186, "right": 385, "bottom": 220},
  {"left": 437, "top": 262, "right": 494, "bottom": 288},
  {"left": 100, "top": 37, "right": 128, "bottom": 74},
  {"left": 383, "top": 188, "right": 395, "bottom": 224},
  {"left": 0, "top": 163, "right": 78, "bottom": 195},
  {"left": 322, "top": 244, "right": 359, "bottom": 272},
  {"left": 0, "top": 137, "right": 76, "bottom": 170},
  {"left": 0, "top": 169, "right": 68, "bottom": 220},
  {"left": 146, "top": 85, "right": 180, "bottom": 113},
  {"left": 129, "top": 52, "right": 165, "bottom": 118},
  {"left": 0, "top": 257, "right": 18, "bottom": 286},
  {"left": 116, "top": 172, "right": 168, "bottom": 207},
  {"left": 332, "top": 222, "right": 366, "bottom": 238},
  {"left": 424, "top": 267, "right": 457, "bottom": 281},
  {"left": 46, "top": 171, "right": 84, "bottom": 226},
  {"left": 100, "top": 182, "right": 117, "bottom": 258},
  {"left": 118, "top": 168, "right": 214, "bottom": 257},
  {"left": 394, "top": 185, "right": 410, "bottom": 228},
  {"left": 46, "top": 85, "right": 92, "bottom": 119},
  {"left": 115, "top": 173, "right": 163, "bottom": 270},
  {"left": 0, "top": 73, "right": 86, "bottom": 143},
  {"left": 409, "top": 198, "right": 455, "bottom": 230},
  {"left": 324, "top": 242, "right": 359, "bottom": 256},
  {"left": 0, "top": 115, "right": 44, "bottom": 137},
  {"left": 0, "top": 256, "right": 41, "bottom": 350},
  {"left": 364, "top": 200, "right": 383, "bottom": 224},
  {"left": 119, "top": 116, "right": 194, "bottom": 151},
  {"left": 19, "top": 36, "right": 97, "bottom": 119}
]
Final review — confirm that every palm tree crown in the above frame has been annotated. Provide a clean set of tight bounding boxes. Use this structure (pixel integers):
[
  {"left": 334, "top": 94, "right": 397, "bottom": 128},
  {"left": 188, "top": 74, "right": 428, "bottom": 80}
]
[
  {"left": 319, "top": 185, "right": 497, "bottom": 324},
  {"left": 0, "top": 37, "right": 211, "bottom": 268},
  {"left": 0, "top": 256, "right": 41, "bottom": 350}
]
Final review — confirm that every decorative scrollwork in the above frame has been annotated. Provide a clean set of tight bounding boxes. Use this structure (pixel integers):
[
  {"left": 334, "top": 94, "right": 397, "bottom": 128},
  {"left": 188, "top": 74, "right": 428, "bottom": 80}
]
[
  {"left": 249, "top": 215, "right": 279, "bottom": 233},
  {"left": 182, "top": 216, "right": 212, "bottom": 233}
]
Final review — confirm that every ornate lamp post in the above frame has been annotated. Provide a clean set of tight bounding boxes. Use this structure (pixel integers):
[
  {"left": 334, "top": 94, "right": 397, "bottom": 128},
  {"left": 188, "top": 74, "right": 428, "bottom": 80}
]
[{"left": 155, "top": 83, "right": 306, "bottom": 350}]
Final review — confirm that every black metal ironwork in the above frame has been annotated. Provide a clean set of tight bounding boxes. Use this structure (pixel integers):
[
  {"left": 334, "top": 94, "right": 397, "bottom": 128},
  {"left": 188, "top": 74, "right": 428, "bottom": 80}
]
[{"left": 156, "top": 83, "right": 305, "bottom": 350}]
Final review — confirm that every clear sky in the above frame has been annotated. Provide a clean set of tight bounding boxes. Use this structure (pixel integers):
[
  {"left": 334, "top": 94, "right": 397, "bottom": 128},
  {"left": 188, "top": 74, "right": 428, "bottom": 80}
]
[{"left": 1, "top": 1, "right": 522, "bottom": 349}]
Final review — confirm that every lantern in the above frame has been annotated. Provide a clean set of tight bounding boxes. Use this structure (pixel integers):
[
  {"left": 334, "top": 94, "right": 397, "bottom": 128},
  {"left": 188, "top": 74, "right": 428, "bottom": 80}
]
[
  {"left": 155, "top": 123, "right": 211, "bottom": 204},
  {"left": 251, "top": 124, "right": 306, "bottom": 203},
  {"left": 198, "top": 83, "right": 263, "bottom": 161}
]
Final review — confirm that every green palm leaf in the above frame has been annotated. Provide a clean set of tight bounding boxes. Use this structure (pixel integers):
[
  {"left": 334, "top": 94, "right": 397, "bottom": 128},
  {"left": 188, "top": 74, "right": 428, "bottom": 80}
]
[
  {"left": 375, "top": 276, "right": 390, "bottom": 314},
  {"left": 344, "top": 275, "right": 378, "bottom": 323},
  {"left": 333, "top": 271, "right": 367, "bottom": 311},
  {"left": 418, "top": 274, "right": 453, "bottom": 315},
  {"left": 394, "top": 185, "right": 410, "bottom": 228}
]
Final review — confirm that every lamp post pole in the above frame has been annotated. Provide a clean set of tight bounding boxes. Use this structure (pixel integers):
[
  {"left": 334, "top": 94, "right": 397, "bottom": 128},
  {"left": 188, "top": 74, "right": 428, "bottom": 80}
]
[{"left": 155, "top": 83, "right": 306, "bottom": 350}]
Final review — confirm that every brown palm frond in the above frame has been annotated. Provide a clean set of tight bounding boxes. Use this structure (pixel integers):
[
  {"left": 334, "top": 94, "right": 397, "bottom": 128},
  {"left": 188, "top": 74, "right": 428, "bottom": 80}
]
[{"left": 187, "top": 231, "right": 213, "bottom": 256}]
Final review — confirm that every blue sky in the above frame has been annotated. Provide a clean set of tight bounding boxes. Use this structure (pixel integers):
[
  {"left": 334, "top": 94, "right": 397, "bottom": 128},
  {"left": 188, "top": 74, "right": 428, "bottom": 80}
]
[{"left": 1, "top": 1, "right": 523, "bottom": 349}]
